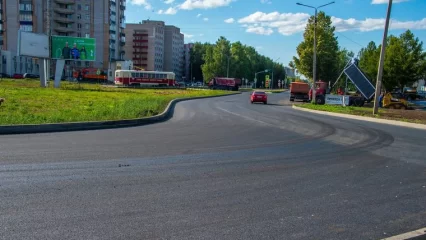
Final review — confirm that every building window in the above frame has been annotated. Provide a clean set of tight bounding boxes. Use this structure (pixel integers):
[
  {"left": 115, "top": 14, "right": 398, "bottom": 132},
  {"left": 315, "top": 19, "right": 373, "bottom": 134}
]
[
  {"left": 77, "top": 14, "right": 81, "bottom": 19},
  {"left": 85, "top": 23, "right": 89, "bottom": 29},
  {"left": 19, "top": 25, "right": 33, "bottom": 32},
  {"left": 19, "top": 3, "right": 32, "bottom": 11},
  {"left": 78, "top": 32, "right": 81, "bottom": 37},
  {"left": 19, "top": 14, "right": 32, "bottom": 21},
  {"left": 85, "top": 4, "right": 90, "bottom": 11},
  {"left": 77, "top": 23, "right": 81, "bottom": 29},
  {"left": 85, "top": 14, "right": 90, "bottom": 20}
]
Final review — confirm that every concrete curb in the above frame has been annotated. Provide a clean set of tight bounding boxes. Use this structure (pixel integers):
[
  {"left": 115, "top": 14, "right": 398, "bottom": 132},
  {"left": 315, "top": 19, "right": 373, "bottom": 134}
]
[
  {"left": 292, "top": 105, "right": 426, "bottom": 130},
  {"left": 0, "top": 92, "right": 241, "bottom": 135}
]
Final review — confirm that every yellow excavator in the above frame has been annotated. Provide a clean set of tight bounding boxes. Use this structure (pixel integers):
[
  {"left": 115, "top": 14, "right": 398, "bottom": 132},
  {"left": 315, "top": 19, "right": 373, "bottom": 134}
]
[{"left": 382, "top": 92, "right": 409, "bottom": 109}]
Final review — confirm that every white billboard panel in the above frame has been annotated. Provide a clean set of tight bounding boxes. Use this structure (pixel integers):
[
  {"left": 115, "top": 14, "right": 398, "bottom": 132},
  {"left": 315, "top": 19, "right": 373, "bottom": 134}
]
[{"left": 17, "top": 31, "right": 50, "bottom": 58}]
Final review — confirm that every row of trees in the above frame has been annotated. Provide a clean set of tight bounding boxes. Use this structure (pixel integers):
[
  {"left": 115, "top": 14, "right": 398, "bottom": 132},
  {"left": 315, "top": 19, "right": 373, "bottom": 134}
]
[
  {"left": 358, "top": 30, "right": 426, "bottom": 90},
  {"left": 290, "top": 11, "right": 426, "bottom": 91},
  {"left": 189, "top": 37, "right": 286, "bottom": 88}
]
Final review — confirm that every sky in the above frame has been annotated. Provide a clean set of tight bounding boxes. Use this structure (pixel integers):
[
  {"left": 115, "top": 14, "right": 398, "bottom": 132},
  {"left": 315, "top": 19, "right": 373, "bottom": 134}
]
[{"left": 126, "top": 0, "right": 426, "bottom": 67}]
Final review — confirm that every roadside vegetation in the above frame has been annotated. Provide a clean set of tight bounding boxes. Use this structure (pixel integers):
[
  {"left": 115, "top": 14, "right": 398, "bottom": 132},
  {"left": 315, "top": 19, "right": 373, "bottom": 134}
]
[
  {"left": 298, "top": 103, "right": 426, "bottom": 124},
  {"left": 0, "top": 79, "right": 230, "bottom": 125}
]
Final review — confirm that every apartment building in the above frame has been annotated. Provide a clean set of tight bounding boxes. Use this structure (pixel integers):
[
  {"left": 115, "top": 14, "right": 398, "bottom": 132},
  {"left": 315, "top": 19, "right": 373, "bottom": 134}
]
[
  {"left": 0, "top": 0, "right": 126, "bottom": 76},
  {"left": 124, "top": 20, "right": 165, "bottom": 71},
  {"left": 124, "top": 20, "right": 185, "bottom": 81},
  {"left": 164, "top": 25, "right": 184, "bottom": 81},
  {"left": 183, "top": 43, "right": 194, "bottom": 82}
]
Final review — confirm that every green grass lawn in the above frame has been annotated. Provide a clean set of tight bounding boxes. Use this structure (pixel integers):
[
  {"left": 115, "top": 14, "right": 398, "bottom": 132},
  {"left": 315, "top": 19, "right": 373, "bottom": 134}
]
[
  {"left": 298, "top": 103, "right": 426, "bottom": 124},
  {"left": 0, "top": 79, "right": 231, "bottom": 125}
]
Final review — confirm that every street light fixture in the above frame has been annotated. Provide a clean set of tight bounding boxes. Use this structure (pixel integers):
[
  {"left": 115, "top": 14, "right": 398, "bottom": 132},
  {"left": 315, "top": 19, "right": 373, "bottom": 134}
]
[{"left": 296, "top": 1, "right": 335, "bottom": 103}]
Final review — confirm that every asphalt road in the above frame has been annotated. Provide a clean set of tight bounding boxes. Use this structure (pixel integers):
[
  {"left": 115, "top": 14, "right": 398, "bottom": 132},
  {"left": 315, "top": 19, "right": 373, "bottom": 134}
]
[{"left": 1, "top": 92, "right": 426, "bottom": 240}]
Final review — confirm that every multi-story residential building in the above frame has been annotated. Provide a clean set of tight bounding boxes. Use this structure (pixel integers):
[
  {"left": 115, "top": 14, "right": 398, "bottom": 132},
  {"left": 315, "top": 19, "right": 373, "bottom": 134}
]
[
  {"left": 183, "top": 43, "right": 194, "bottom": 82},
  {"left": 124, "top": 20, "right": 165, "bottom": 71},
  {"left": 124, "top": 20, "right": 185, "bottom": 81},
  {"left": 164, "top": 25, "right": 184, "bottom": 81},
  {"left": 0, "top": 0, "right": 126, "bottom": 76}
]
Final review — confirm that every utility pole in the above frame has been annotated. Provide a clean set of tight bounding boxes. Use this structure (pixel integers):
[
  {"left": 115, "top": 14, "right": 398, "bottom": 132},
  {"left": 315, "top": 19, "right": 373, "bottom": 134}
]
[
  {"left": 373, "top": 0, "right": 393, "bottom": 114},
  {"left": 297, "top": 1, "right": 334, "bottom": 102}
]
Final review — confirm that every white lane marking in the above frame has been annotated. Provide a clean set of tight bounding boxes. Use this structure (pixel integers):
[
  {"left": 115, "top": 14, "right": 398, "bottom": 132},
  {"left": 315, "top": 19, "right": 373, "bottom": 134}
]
[{"left": 381, "top": 227, "right": 426, "bottom": 240}]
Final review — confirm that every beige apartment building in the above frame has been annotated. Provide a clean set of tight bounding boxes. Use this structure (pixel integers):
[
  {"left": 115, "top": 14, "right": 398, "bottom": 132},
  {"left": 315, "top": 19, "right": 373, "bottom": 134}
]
[
  {"left": 0, "top": 0, "right": 126, "bottom": 76},
  {"left": 124, "top": 20, "right": 185, "bottom": 81}
]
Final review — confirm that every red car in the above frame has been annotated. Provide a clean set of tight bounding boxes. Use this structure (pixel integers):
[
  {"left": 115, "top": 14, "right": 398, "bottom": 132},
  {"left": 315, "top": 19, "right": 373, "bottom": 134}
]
[{"left": 250, "top": 91, "right": 267, "bottom": 104}]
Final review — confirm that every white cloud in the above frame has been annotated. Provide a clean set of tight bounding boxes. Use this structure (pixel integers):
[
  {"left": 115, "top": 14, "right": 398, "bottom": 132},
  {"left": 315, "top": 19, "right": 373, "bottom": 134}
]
[
  {"left": 182, "top": 32, "right": 194, "bottom": 38},
  {"left": 332, "top": 17, "right": 426, "bottom": 32},
  {"left": 199, "top": 33, "right": 204, "bottom": 36},
  {"left": 179, "top": 0, "right": 233, "bottom": 10},
  {"left": 197, "top": 13, "right": 202, "bottom": 18},
  {"left": 246, "top": 26, "right": 273, "bottom": 35},
  {"left": 157, "top": 7, "right": 177, "bottom": 15},
  {"left": 203, "top": 17, "right": 209, "bottom": 21},
  {"left": 238, "top": 11, "right": 426, "bottom": 36},
  {"left": 164, "top": 0, "right": 174, "bottom": 4},
  {"left": 371, "top": 0, "right": 409, "bottom": 4},
  {"left": 129, "top": 0, "right": 152, "bottom": 10},
  {"left": 224, "top": 18, "right": 235, "bottom": 23},
  {"left": 260, "top": 0, "right": 272, "bottom": 4}
]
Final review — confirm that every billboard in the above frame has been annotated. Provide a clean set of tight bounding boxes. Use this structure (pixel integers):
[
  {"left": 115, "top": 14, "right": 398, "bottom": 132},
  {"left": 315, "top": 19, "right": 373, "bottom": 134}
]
[
  {"left": 17, "top": 31, "right": 50, "bottom": 58},
  {"left": 51, "top": 36, "right": 96, "bottom": 61}
]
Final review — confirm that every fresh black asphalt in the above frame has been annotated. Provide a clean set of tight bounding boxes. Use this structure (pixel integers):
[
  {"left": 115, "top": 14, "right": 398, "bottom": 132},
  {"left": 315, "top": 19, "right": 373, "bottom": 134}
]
[{"left": 1, "top": 92, "right": 425, "bottom": 240}]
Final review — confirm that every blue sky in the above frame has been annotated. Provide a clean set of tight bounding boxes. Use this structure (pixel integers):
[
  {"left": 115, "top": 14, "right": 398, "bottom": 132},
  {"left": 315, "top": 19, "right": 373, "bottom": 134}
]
[{"left": 126, "top": 0, "right": 426, "bottom": 67}]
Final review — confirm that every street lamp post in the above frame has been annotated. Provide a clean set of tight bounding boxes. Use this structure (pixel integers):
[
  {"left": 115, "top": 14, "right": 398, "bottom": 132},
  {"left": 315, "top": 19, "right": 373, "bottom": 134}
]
[
  {"left": 226, "top": 55, "right": 230, "bottom": 78},
  {"left": 296, "top": 1, "right": 335, "bottom": 103},
  {"left": 271, "top": 57, "right": 280, "bottom": 89},
  {"left": 255, "top": 69, "right": 269, "bottom": 89},
  {"left": 373, "top": 0, "right": 393, "bottom": 114}
]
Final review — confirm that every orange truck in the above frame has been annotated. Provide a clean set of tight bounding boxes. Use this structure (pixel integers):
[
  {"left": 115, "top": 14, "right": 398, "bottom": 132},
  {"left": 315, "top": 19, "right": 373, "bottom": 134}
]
[{"left": 289, "top": 82, "right": 310, "bottom": 102}]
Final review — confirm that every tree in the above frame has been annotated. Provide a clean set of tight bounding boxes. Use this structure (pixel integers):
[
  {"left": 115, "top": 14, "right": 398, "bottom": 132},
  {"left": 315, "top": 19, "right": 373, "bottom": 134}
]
[
  {"left": 292, "top": 11, "right": 340, "bottom": 83},
  {"left": 359, "top": 41, "right": 380, "bottom": 83},
  {"left": 201, "top": 44, "right": 216, "bottom": 82},
  {"left": 230, "top": 41, "right": 250, "bottom": 79},
  {"left": 189, "top": 42, "right": 210, "bottom": 81},
  {"left": 359, "top": 30, "right": 426, "bottom": 91},
  {"left": 195, "top": 36, "right": 285, "bottom": 87}
]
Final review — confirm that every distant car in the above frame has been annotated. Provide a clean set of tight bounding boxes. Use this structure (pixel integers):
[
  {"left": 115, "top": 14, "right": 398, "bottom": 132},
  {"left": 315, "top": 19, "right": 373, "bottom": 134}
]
[
  {"left": 13, "top": 73, "right": 24, "bottom": 79},
  {"left": 250, "top": 91, "right": 267, "bottom": 104},
  {"left": 23, "top": 73, "right": 40, "bottom": 79}
]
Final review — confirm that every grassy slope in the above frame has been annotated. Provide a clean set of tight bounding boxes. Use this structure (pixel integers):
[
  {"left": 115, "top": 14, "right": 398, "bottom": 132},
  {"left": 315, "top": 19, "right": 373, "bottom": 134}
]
[
  {"left": 298, "top": 103, "right": 426, "bottom": 124},
  {"left": 0, "top": 79, "right": 230, "bottom": 125}
]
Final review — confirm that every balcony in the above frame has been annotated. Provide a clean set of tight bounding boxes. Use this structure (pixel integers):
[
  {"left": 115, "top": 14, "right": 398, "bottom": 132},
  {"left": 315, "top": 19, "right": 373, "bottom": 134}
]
[
  {"left": 54, "top": 0, "right": 76, "bottom": 4},
  {"left": 54, "top": 7, "right": 74, "bottom": 14},
  {"left": 133, "top": 51, "right": 148, "bottom": 55},
  {"left": 54, "top": 16, "right": 74, "bottom": 24},
  {"left": 133, "top": 45, "right": 148, "bottom": 48},
  {"left": 54, "top": 26, "right": 75, "bottom": 33}
]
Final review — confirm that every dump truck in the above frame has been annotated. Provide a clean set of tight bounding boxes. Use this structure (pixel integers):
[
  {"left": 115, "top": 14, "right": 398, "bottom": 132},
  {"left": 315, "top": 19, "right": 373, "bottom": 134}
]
[
  {"left": 289, "top": 82, "right": 310, "bottom": 102},
  {"left": 208, "top": 77, "right": 241, "bottom": 91}
]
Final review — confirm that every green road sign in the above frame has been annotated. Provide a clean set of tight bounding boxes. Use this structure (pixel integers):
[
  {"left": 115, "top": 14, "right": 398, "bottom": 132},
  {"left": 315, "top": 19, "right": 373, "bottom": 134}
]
[
  {"left": 51, "top": 36, "right": 96, "bottom": 61},
  {"left": 265, "top": 75, "right": 270, "bottom": 80}
]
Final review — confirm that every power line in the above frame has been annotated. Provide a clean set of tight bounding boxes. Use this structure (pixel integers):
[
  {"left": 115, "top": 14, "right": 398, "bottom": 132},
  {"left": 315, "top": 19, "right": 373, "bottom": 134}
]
[{"left": 336, "top": 32, "right": 364, "bottom": 48}]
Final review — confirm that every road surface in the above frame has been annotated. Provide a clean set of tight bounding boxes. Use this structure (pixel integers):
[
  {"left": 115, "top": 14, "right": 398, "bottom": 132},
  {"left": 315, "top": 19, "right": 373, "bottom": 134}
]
[{"left": 1, "top": 92, "right": 425, "bottom": 240}]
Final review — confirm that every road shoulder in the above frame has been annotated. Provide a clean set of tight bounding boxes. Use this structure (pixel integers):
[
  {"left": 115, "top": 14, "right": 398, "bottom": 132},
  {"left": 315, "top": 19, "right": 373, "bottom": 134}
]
[{"left": 293, "top": 105, "right": 426, "bottom": 130}]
